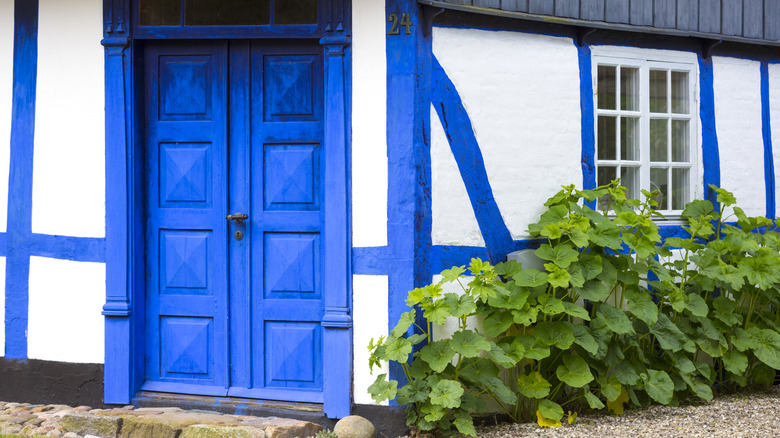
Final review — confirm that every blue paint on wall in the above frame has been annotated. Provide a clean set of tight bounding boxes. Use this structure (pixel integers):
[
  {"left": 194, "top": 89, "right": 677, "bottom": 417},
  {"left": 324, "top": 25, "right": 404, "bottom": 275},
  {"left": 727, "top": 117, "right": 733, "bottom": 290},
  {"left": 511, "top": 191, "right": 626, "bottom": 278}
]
[
  {"left": 698, "top": 55, "right": 721, "bottom": 210},
  {"left": 578, "top": 43, "right": 596, "bottom": 208},
  {"left": 761, "top": 61, "right": 775, "bottom": 219},
  {"left": 351, "top": 246, "right": 390, "bottom": 275},
  {"left": 5, "top": 0, "right": 39, "bottom": 359},
  {"left": 431, "top": 56, "right": 514, "bottom": 265}
]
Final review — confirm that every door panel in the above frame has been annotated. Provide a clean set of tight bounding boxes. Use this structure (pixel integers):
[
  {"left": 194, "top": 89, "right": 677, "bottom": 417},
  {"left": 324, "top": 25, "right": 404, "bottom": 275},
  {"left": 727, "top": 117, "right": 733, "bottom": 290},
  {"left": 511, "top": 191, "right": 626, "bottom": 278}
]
[
  {"left": 144, "top": 42, "right": 229, "bottom": 395},
  {"left": 145, "top": 40, "right": 325, "bottom": 403}
]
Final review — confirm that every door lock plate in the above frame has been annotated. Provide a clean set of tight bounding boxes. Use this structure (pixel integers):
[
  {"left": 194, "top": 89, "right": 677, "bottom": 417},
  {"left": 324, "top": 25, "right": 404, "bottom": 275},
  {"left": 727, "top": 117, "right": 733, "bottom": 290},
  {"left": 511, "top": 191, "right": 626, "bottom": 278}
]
[{"left": 235, "top": 230, "right": 244, "bottom": 241}]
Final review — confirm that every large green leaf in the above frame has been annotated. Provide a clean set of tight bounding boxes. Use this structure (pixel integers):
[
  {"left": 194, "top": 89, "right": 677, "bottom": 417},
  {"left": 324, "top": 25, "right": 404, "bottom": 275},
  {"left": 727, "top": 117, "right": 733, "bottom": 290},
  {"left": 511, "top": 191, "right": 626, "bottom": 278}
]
[
  {"left": 575, "top": 279, "right": 611, "bottom": 301},
  {"left": 482, "top": 375, "right": 517, "bottom": 404},
  {"left": 453, "top": 411, "right": 477, "bottom": 437},
  {"left": 396, "top": 379, "right": 430, "bottom": 405},
  {"left": 642, "top": 370, "right": 674, "bottom": 405},
  {"left": 556, "top": 355, "right": 595, "bottom": 388},
  {"left": 748, "top": 327, "right": 780, "bottom": 369},
  {"left": 451, "top": 330, "right": 491, "bottom": 358},
  {"left": 429, "top": 379, "right": 463, "bottom": 408},
  {"left": 682, "top": 199, "right": 714, "bottom": 219},
  {"left": 390, "top": 309, "right": 416, "bottom": 337},
  {"left": 458, "top": 357, "right": 500, "bottom": 385},
  {"left": 650, "top": 313, "right": 692, "bottom": 353},
  {"left": 385, "top": 336, "right": 413, "bottom": 362},
  {"left": 538, "top": 294, "right": 566, "bottom": 316},
  {"left": 439, "top": 265, "right": 466, "bottom": 283},
  {"left": 442, "top": 292, "right": 477, "bottom": 318},
  {"left": 731, "top": 327, "right": 758, "bottom": 352},
  {"left": 681, "top": 375, "right": 714, "bottom": 402},
  {"left": 722, "top": 349, "right": 748, "bottom": 375},
  {"left": 514, "top": 269, "right": 549, "bottom": 287},
  {"left": 577, "top": 253, "right": 603, "bottom": 280},
  {"left": 562, "top": 301, "right": 591, "bottom": 321},
  {"left": 623, "top": 288, "right": 659, "bottom": 325},
  {"left": 588, "top": 220, "right": 623, "bottom": 250},
  {"left": 517, "top": 334, "right": 552, "bottom": 360},
  {"left": 546, "top": 265, "right": 572, "bottom": 288},
  {"left": 614, "top": 361, "right": 640, "bottom": 386},
  {"left": 517, "top": 371, "right": 551, "bottom": 399},
  {"left": 535, "top": 321, "right": 575, "bottom": 349},
  {"left": 584, "top": 390, "right": 606, "bottom": 409},
  {"left": 422, "top": 298, "right": 450, "bottom": 325},
  {"left": 712, "top": 296, "right": 742, "bottom": 327},
  {"left": 538, "top": 399, "right": 564, "bottom": 422},
  {"left": 512, "top": 304, "right": 540, "bottom": 326},
  {"left": 738, "top": 255, "right": 780, "bottom": 291},
  {"left": 569, "top": 322, "right": 599, "bottom": 355},
  {"left": 419, "top": 340, "right": 455, "bottom": 372},
  {"left": 597, "top": 303, "right": 635, "bottom": 335},
  {"left": 599, "top": 375, "right": 622, "bottom": 402},
  {"left": 487, "top": 286, "right": 529, "bottom": 311},
  {"left": 685, "top": 294, "right": 709, "bottom": 318},
  {"left": 488, "top": 342, "right": 521, "bottom": 368},
  {"left": 483, "top": 310, "right": 514, "bottom": 338},
  {"left": 535, "top": 243, "right": 579, "bottom": 268},
  {"left": 368, "top": 374, "right": 397, "bottom": 403}
]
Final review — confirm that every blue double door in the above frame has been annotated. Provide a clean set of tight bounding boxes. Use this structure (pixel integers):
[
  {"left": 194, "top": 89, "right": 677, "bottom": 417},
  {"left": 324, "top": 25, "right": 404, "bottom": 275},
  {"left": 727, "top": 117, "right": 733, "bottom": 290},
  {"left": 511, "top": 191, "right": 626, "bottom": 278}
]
[{"left": 143, "top": 40, "right": 326, "bottom": 403}]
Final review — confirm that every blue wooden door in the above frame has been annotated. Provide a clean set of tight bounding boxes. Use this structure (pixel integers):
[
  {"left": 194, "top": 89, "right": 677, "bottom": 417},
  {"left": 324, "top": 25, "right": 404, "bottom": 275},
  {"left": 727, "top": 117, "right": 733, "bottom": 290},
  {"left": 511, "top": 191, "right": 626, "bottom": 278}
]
[{"left": 144, "top": 40, "right": 325, "bottom": 402}]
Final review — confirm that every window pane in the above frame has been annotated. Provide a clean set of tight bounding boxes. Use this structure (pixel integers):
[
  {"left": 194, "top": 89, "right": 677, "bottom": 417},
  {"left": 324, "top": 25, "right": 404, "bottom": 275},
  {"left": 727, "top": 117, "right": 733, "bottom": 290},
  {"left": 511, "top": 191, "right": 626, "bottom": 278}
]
[
  {"left": 140, "top": 0, "right": 181, "bottom": 26},
  {"left": 275, "top": 0, "right": 318, "bottom": 24},
  {"left": 598, "top": 116, "right": 617, "bottom": 160},
  {"left": 620, "top": 67, "right": 639, "bottom": 111},
  {"left": 650, "top": 69, "right": 668, "bottom": 113},
  {"left": 651, "top": 167, "right": 669, "bottom": 210},
  {"left": 650, "top": 119, "right": 668, "bottom": 162},
  {"left": 672, "top": 168, "right": 690, "bottom": 210},
  {"left": 671, "top": 71, "right": 689, "bottom": 114},
  {"left": 598, "top": 66, "right": 616, "bottom": 110},
  {"left": 672, "top": 120, "right": 689, "bottom": 163},
  {"left": 621, "top": 166, "right": 640, "bottom": 200},
  {"left": 621, "top": 116, "right": 639, "bottom": 160},
  {"left": 598, "top": 166, "right": 617, "bottom": 187},
  {"left": 185, "top": 0, "right": 271, "bottom": 25}
]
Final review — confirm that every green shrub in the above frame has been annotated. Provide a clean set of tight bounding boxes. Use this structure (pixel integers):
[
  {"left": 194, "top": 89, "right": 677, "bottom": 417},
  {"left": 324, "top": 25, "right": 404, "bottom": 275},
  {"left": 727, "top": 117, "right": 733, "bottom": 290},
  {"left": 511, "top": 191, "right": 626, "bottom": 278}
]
[{"left": 367, "top": 181, "right": 780, "bottom": 436}]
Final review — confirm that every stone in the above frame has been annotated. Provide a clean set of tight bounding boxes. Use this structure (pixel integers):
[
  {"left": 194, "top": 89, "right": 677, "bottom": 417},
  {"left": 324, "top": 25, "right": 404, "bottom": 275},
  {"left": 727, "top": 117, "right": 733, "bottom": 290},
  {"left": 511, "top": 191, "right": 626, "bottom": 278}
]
[
  {"left": 24, "top": 416, "right": 45, "bottom": 427},
  {"left": 63, "top": 433, "right": 81, "bottom": 438},
  {"left": 334, "top": 416, "right": 376, "bottom": 438},
  {"left": 263, "top": 421, "right": 323, "bottom": 438},
  {"left": 119, "top": 415, "right": 181, "bottom": 438},
  {"left": 47, "top": 429, "right": 63, "bottom": 437},
  {"left": 180, "top": 424, "right": 266, "bottom": 438},
  {"left": 62, "top": 413, "right": 122, "bottom": 438},
  {"left": 33, "top": 405, "right": 57, "bottom": 413},
  {"left": 1, "top": 424, "right": 23, "bottom": 435},
  {"left": 75, "top": 406, "right": 94, "bottom": 412}
]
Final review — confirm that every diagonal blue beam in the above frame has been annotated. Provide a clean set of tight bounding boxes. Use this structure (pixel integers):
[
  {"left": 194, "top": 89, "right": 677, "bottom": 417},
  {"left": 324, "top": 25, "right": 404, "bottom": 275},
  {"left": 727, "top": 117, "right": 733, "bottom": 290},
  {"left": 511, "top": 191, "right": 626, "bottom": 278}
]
[
  {"left": 5, "top": 0, "right": 39, "bottom": 359},
  {"left": 430, "top": 56, "right": 514, "bottom": 264}
]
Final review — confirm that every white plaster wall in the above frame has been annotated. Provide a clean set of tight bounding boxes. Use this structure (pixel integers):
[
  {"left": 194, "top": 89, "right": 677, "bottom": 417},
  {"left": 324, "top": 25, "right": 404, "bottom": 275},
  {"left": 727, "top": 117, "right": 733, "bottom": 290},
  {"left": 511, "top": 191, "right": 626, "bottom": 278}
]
[
  {"left": 27, "top": 257, "right": 105, "bottom": 363},
  {"left": 431, "top": 105, "right": 485, "bottom": 246},
  {"left": 433, "top": 28, "right": 582, "bottom": 240},
  {"left": 0, "top": 0, "right": 13, "bottom": 233},
  {"left": 712, "top": 57, "right": 765, "bottom": 218},
  {"left": 769, "top": 64, "right": 780, "bottom": 218},
  {"left": 0, "top": 257, "right": 5, "bottom": 357},
  {"left": 32, "top": 0, "right": 104, "bottom": 238},
  {"left": 353, "top": 274, "right": 389, "bottom": 405},
  {"left": 351, "top": 0, "right": 388, "bottom": 247}
]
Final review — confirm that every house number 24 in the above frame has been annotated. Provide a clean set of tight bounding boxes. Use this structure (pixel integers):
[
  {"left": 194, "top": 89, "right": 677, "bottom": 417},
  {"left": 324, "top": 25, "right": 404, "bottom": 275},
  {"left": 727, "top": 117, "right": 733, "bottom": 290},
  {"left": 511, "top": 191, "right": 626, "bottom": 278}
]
[{"left": 387, "top": 13, "right": 412, "bottom": 35}]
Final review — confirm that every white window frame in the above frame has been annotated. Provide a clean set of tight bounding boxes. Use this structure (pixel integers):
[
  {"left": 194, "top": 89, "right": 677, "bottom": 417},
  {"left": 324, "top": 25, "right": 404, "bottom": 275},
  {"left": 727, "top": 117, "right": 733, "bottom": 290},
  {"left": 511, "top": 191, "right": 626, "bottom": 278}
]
[{"left": 592, "top": 46, "right": 700, "bottom": 219}]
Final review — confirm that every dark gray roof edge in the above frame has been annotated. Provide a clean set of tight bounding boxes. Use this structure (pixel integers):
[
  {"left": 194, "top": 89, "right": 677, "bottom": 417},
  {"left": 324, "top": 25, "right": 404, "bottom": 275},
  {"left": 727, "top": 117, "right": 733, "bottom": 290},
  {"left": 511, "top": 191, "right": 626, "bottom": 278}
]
[{"left": 418, "top": 0, "right": 780, "bottom": 49}]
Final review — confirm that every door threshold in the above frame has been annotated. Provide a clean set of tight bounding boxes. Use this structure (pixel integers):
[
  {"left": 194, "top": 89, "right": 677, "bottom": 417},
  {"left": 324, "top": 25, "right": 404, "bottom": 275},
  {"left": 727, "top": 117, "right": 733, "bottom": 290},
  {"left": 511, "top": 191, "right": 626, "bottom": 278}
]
[{"left": 133, "top": 391, "right": 328, "bottom": 425}]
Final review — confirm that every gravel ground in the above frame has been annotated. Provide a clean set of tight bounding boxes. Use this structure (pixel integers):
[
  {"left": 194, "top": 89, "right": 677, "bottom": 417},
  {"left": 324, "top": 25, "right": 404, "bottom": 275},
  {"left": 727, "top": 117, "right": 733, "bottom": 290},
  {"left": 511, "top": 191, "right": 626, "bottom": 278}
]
[{"left": 472, "top": 385, "right": 780, "bottom": 438}]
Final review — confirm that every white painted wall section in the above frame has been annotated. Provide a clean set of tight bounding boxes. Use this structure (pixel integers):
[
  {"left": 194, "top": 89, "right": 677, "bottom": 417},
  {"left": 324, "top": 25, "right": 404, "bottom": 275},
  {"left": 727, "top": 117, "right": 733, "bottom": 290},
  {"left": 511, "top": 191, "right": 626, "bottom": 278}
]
[
  {"left": 27, "top": 257, "right": 105, "bottom": 363},
  {"left": 712, "top": 56, "right": 765, "bottom": 218},
  {"left": 433, "top": 28, "right": 582, "bottom": 239},
  {"left": 32, "top": 0, "right": 105, "bottom": 238},
  {"left": 0, "top": 0, "right": 13, "bottom": 233},
  {"left": 353, "top": 274, "right": 389, "bottom": 405},
  {"left": 0, "top": 257, "right": 5, "bottom": 357},
  {"left": 351, "top": 0, "right": 388, "bottom": 247},
  {"left": 431, "top": 105, "right": 485, "bottom": 246},
  {"left": 768, "top": 64, "right": 780, "bottom": 218}
]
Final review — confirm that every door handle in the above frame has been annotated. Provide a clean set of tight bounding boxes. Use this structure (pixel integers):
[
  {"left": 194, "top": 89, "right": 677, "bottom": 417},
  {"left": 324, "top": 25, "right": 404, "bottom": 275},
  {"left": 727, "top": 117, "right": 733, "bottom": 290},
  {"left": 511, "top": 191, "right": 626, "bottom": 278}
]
[{"left": 226, "top": 213, "right": 249, "bottom": 224}]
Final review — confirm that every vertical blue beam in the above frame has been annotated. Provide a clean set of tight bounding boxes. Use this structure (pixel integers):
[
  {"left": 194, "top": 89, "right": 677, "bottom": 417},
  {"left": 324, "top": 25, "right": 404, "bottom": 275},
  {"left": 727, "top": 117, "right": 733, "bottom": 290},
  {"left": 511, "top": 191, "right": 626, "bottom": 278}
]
[
  {"left": 578, "top": 43, "right": 596, "bottom": 202},
  {"left": 385, "top": 0, "right": 431, "bottom": 388},
  {"left": 761, "top": 61, "right": 775, "bottom": 218},
  {"left": 698, "top": 56, "right": 721, "bottom": 210},
  {"left": 5, "top": 0, "right": 38, "bottom": 359}
]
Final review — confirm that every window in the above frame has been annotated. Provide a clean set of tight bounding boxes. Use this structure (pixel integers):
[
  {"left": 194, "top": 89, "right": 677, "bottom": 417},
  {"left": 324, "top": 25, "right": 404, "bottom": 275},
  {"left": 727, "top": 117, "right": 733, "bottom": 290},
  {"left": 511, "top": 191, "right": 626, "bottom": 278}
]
[
  {"left": 139, "top": 0, "right": 318, "bottom": 27},
  {"left": 593, "top": 48, "right": 698, "bottom": 215}
]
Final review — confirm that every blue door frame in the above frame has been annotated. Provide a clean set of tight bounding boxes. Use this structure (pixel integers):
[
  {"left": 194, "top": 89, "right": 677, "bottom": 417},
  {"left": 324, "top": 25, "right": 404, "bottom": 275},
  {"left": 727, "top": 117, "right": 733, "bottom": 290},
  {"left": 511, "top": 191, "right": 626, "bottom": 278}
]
[{"left": 101, "top": 0, "right": 352, "bottom": 418}]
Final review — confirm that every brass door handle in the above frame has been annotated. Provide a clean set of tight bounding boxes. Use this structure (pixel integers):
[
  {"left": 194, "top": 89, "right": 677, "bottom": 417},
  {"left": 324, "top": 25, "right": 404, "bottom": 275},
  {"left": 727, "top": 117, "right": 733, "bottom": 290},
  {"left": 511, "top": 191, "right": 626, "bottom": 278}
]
[{"left": 226, "top": 213, "right": 249, "bottom": 224}]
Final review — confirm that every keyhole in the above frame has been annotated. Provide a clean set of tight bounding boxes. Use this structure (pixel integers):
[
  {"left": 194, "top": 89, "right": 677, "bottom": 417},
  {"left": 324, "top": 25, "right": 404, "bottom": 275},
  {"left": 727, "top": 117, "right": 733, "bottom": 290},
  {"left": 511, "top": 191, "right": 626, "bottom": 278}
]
[{"left": 235, "top": 230, "right": 244, "bottom": 241}]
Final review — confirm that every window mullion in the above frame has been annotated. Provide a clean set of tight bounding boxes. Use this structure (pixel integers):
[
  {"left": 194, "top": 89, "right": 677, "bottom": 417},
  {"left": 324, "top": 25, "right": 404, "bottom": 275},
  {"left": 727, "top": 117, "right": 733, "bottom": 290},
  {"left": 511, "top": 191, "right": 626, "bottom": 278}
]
[{"left": 640, "top": 62, "right": 651, "bottom": 196}]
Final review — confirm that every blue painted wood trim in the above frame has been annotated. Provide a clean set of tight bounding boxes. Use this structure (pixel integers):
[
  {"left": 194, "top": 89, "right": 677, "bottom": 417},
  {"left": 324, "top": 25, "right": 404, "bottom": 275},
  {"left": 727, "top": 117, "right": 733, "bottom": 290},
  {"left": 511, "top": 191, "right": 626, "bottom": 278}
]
[
  {"left": 5, "top": 0, "right": 38, "bottom": 359},
  {"left": 351, "top": 246, "right": 391, "bottom": 275},
  {"left": 698, "top": 55, "right": 721, "bottom": 210},
  {"left": 430, "top": 56, "right": 514, "bottom": 265},
  {"left": 761, "top": 61, "right": 776, "bottom": 218},
  {"left": 385, "top": 0, "right": 432, "bottom": 390},
  {"left": 578, "top": 43, "right": 597, "bottom": 208},
  {"left": 320, "top": 35, "right": 352, "bottom": 419},
  {"left": 27, "top": 235, "right": 105, "bottom": 263}
]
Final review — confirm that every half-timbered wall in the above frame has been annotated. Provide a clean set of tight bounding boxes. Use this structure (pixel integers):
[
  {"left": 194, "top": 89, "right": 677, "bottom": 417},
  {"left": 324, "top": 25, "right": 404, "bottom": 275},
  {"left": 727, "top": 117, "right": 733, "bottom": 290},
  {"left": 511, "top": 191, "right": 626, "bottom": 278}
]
[{"left": 0, "top": 0, "right": 13, "bottom": 359}]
